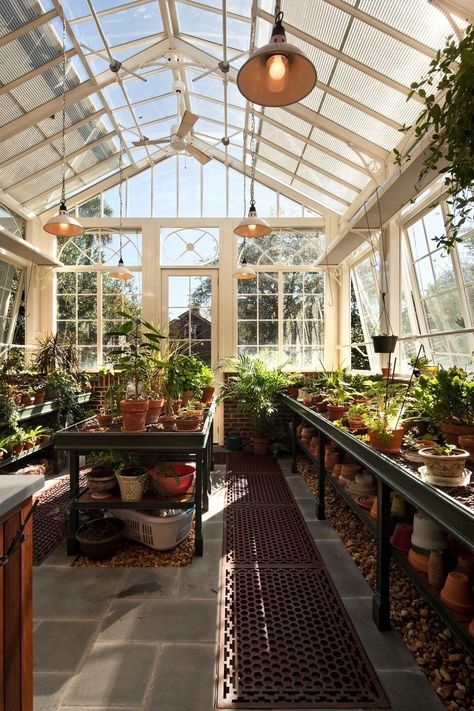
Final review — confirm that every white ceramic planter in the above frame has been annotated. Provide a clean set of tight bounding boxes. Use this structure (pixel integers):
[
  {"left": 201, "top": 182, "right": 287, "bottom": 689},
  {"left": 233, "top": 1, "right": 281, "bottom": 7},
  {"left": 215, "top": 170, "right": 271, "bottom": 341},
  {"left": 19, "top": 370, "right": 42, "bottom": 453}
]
[{"left": 417, "top": 447, "right": 469, "bottom": 478}]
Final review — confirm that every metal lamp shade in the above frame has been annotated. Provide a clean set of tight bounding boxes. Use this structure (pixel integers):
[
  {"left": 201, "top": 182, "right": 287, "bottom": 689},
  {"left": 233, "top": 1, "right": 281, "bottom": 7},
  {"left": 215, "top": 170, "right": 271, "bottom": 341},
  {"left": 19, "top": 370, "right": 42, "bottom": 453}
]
[
  {"left": 234, "top": 259, "right": 256, "bottom": 279},
  {"left": 234, "top": 204, "right": 271, "bottom": 238},
  {"left": 43, "top": 203, "right": 84, "bottom": 237},
  {"left": 237, "top": 42, "right": 317, "bottom": 107},
  {"left": 108, "top": 257, "right": 133, "bottom": 280}
]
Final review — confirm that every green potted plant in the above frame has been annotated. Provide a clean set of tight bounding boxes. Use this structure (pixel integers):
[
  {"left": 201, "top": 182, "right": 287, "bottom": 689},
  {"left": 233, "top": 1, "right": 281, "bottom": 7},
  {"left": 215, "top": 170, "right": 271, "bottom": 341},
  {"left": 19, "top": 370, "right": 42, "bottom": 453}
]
[
  {"left": 107, "top": 313, "right": 164, "bottom": 431},
  {"left": 346, "top": 402, "right": 368, "bottom": 431},
  {"left": 175, "top": 403, "right": 202, "bottom": 431},
  {"left": 417, "top": 442, "right": 470, "bottom": 483},
  {"left": 222, "top": 354, "right": 290, "bottom": 455},
  {"left": 394, "top": 24, "right": 474, "bottom": 253},
  {"left": 414, "top": 367, "right": 474, "bottom": 444},
  {"left": 199, "top": 363, "right": 216, "bottom": 404},
  {"left": 115, "top": 455, "right": 148, "bottom": 502},
  {"left": 45, "top": 370, "right": 81, "bottom": 420},
  {"left": 34, "top": 332, "right": 69, "bottom": 375},
  {"left": 322, "top": 368, "right": 353, "bottom": 421},
  {"left": 19, "top": 386, "right": 35, "bottom": 407},
  {"left": 363, "top": 380, "right": 407, "bottom": 453}
]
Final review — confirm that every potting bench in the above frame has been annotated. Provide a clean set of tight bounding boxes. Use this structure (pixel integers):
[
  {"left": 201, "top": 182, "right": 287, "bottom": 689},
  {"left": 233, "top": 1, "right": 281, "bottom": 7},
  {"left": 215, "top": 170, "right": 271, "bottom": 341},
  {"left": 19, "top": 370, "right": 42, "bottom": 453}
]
[
  {"left": 282, "top": 395, "right": 474, "bottom": 653},
  {"left": 54, "top": 399, "right": 216, "bottom": 557}
]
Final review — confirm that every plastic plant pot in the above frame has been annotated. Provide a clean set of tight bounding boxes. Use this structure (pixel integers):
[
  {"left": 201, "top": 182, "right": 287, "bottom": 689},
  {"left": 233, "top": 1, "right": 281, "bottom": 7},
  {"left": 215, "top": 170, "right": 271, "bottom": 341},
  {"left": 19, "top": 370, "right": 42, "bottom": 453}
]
[
  {"left": 372, "top": 334, "right": 398, "bottom": 353},
  {"left": 149, "top": 463, "right": 195, "bottom": 496},
  {"left": 76, "top": 518, "right": 124, "bottom": 560}
]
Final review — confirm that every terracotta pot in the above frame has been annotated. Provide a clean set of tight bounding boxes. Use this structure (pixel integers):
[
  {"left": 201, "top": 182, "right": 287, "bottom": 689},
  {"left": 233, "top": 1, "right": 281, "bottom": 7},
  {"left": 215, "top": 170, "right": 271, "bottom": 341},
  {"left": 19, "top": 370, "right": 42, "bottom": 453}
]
[
  {"left": 176, "top": 417, "right": 201, "bottom": 431},
  {"left": 369, "top": 497, "right": 378, "bottom": 520},
  {"left": 417, "top": 447, "right": 469, "bottom": 479},
  {"left": 145, "top": 398, "right": 164, "bottom": 425},
  {"left": 302, "top": 393, "right": 314, "bottom": 406},
  {"left": 315, "top": 401, "right": 327, "bottom": 413},
  {"left": 326, "top": 404, "right": 347, "bottom": 421},
  {"left": 368, "top": 428, "right": 404, "bottom": 454},
  {"left": 161, "top": 415, "right": 177, "bottom": 431},
  {"left": 301, "top": 426, "right": 315, "bottom": 439},
  {"left": 252, "top": 437, "right": 270, "bottom": 456},
  {"left": 332, "top": 463, "right": 342, "bottom": 479},
  {"left": 441, "top": 421, "right": 474, "bottom": 446},
  {"left": 348, "top": 416, "right": 365, "bottom": 430},
  {"left": 456, "top": 553, "right": 474, "bottom": 582},
  {"left": 201, "top": 385, "right": 215, "bottom": 404},
  {"left": 408, "top": 547, "right": 430, "bottom": 573},
  {"left": 181, "top": 390, "right": 194, "bottom": 406},
  {"left": 428, "top": 550, "right": 448, "bottom": 589},
  {"left": 381, "top": 367, "right": 393, "bottom": 379},
  {"left": 287, "top": 386, "right": 299, "bottom": 398},
  {"left": 97, "top": 414, "right": 113, "bottom": 428},
  {"left": 457, "top": 435, "right": 474, "bottom": 462},
  {"left": 309, "top": 436, "right": 318, "bottom": 453},
  {"left": 120, "top": 399, "right": 149, "bottom": 432},
  {"left": 34, "top": 390, "right": 46, "bottom": 405},
  {"left": 324, "top": 448, "right": 341, "bottom": 472},
  {"left": 76, "top": 518, "right": 124, "bottom": 560},
  {"left": 469, "top": 617, "right": 474, "bottom": 637},
  {"left": 296, "top": 423, "right": 304, "bottom": 439},
  {"left": 340, "top": 462, "right": 361, "bottom": 481},
  {"left": 411, "top": 511, "right": 448, "bottom": 551},
  {"left": 12, "top": 443, "right": 24, "bottom": 455},
  {"left": 355, "top": 495, "right": 374, "bottom": 512},
  {"left": 20, "top": 395, "right": 34, "bottom": 407},
  {"left": 440, "top": 572, "right": 474, "bottom": 616},
  {"left": 391, "top": 523, "right": 413, "bottom": 553}
]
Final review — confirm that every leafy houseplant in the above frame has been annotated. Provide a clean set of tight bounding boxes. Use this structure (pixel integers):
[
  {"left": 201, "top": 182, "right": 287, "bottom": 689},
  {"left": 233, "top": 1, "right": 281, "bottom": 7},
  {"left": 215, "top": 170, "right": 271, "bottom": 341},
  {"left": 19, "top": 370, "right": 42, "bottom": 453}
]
[
  {"left": 222, "top": 354, "right": 290, "bottom": 456},
  {"left": 34, "top": 332, "right": 70, "bottom": 375},
  {"left": 322, "top": 367, "right": 352, "bottom": 421},
  {"left": 107, "top": 313, "right": 164, "bottom": 431},
  {"left": 199, "top": 363, "right": 216, "bottom": 404},
  {"left": 0, "top": 382, "right": 18, "bottom": 436},
  {"left": 363, "top": 380, "right": 407, "bottom": 453},
  {"left": 394, "top": 24, "right": 474, "bottom": 253}
]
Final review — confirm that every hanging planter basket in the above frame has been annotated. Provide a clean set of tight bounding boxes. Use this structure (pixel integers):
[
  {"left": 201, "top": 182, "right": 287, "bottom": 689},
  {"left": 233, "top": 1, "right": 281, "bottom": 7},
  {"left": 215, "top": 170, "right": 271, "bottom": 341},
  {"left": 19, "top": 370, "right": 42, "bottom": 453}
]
[{"left": 372, "top": 335, "right": 398, "bottom": 353}]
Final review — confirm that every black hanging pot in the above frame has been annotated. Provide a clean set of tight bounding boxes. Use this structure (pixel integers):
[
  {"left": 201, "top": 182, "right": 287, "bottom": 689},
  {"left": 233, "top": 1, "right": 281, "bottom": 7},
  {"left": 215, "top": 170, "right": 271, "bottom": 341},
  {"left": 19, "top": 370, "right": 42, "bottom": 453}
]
[{"left": 372, "top": 335, "right": 398, "bottom": 353}]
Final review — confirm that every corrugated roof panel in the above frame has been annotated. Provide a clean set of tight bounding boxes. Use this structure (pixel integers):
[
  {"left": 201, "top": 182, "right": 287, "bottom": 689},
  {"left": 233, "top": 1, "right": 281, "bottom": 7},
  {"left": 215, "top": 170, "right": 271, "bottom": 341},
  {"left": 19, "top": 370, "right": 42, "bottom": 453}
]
[
  {"left": 52, "top": 121, "right": 111, "bottom": 155},
  {"left": 257, "top": 143, "right": 299, "bottom": 173},
  {"left": 301, "top": 144, "right": 370, "bottom": 190},
  {"left": 36, "top": 97, "right": 101, "bottom": 137},
  {"left": 309, "top": 125, "right": 373, "bottom": 167},
  {"left": 0, "top": 31, "right": 60, "bottom": 84},
  {"left": 264, "top": 107, "right": 312, "bottom": 138},
  {"left": 9, "top": 166, "right": 70, "bottom": 204},
  {"left": 329, "top": 62, "right": 422, "bottom": 126},
  {"left": 256, "top": 157, "right": 295, "bottom": 186},
  {"left": 260, "top": 121, "right": 306, "bottom": 157},
  {"left": 0, "top": 125, "right": 44, "bottom": 162},
  {"left": 317, "top": 93, "right": 401, "bottom": 149},
  {"left": 343, "top": 18, "right": 433, "bottom": 87},
  {"left": 0, "top": 144, "right": 59, "bottom": 189},
  {"left": 291, "top": 177, "right": 347, "bottom": 214},
  {"left": 0, "top": 95, "right": 24, "bottom": 126},
  {"left": 10, "top": 68, "right": 80, "bottom": 112},
  {"left": 296, "top": 163, "right": 359, "bottom": 203},
  {"left": 0, "top": 1, "right": 41, "bottom": 37},
  {"left": 283, "top": 0, "right": 351, "bottom": 49},
  {"left": 359, "top": 0, "right": 463, "bottom": 49},
  {"left": 285, "top": 32, "right": 337, "bottom": 85}
]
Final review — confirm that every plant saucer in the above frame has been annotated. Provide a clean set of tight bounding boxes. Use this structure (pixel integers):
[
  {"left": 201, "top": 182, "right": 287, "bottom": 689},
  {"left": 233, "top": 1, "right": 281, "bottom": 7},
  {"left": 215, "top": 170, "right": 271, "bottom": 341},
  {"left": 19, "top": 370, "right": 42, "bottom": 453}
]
[{"left": 418, "top": 466, "right": 471, "bottom": 487}]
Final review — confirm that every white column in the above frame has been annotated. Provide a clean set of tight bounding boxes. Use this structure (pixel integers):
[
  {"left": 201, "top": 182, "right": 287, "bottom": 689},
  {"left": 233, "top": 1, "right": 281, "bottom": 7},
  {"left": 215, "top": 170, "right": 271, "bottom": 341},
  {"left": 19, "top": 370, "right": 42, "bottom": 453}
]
[
  {"left": 324, "top": 214, "right": 340, "bottom": 370},
  {"left": 382, "top": 219, "right": 401, "bottom": 371}
]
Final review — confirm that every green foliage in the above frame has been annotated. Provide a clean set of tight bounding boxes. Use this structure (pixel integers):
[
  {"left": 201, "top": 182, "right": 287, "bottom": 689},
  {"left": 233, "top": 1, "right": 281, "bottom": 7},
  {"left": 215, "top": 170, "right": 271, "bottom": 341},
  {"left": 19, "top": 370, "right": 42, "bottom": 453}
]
[
  {"left": 222, "top": 354, "right": 290, "bottom": 438},
  {"left": 428, "top": 442, "right": 458, "bottom": 456},
  {"left": 394, "top": 25, "right": 474, "bottom": 253},
  {"left": 412, "top": 367, "right": 474, "bottom": 425},
  {"left": 362, "top": 380, "right": 407, "bottom": 433},
  {"left": 34, "top": 331, "right": 78, "bottom": 375},
  {"left": 322, "top": 366, "right": 352, "bottom": 406},
  {"left": 0, "top": 382, "right": 18, "bottom": 435},
  {"left": 45, "top": 370, "right": 82, "bottom": 419}
]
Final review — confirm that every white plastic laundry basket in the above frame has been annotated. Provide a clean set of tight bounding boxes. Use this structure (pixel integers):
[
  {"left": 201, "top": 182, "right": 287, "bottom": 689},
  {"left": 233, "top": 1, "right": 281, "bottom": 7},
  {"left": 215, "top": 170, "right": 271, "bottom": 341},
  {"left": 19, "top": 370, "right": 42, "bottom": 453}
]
[{"left": 110, "top": 507, "right": 194, "bottom": 550}]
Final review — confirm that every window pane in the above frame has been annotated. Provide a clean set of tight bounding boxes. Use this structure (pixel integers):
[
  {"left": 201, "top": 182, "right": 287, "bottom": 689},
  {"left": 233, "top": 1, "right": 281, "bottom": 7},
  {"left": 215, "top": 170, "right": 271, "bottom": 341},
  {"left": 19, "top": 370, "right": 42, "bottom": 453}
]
[{"left": 127, "top": 169, "right": 151, "bottom": 217}]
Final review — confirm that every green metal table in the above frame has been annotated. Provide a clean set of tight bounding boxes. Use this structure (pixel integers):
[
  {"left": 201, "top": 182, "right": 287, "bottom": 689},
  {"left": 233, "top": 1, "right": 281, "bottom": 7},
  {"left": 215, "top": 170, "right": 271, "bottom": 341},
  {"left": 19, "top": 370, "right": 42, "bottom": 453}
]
[
  {"left": 282, "top": 394, "right": 474, "bottom": 652},
  {"left": 54, "top": 400, "right": 216, "bottom": 557}
]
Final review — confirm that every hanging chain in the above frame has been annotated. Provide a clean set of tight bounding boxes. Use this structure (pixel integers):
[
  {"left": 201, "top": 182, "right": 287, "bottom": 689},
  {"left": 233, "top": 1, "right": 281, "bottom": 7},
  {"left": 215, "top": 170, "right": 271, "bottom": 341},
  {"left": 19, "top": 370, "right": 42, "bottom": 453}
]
[
  {"left": 0, "top": 501, "right": 38, "bottom": 567},
  {"left": 60, "top": 9, "right": 67, "bottom": 205},
  {"left": 249, "top": 103, "right": 256, "bottom": 205},
  {"left": 118, "top": 135, "right": 124, "bottom": 259}
]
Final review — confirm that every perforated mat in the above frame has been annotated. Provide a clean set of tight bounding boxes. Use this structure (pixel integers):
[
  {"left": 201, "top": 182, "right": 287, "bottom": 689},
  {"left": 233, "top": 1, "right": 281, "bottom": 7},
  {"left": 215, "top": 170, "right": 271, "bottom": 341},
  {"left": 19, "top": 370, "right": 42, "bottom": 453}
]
[{"left": 217, "top": 457, "right": 389, "bottom": 709}]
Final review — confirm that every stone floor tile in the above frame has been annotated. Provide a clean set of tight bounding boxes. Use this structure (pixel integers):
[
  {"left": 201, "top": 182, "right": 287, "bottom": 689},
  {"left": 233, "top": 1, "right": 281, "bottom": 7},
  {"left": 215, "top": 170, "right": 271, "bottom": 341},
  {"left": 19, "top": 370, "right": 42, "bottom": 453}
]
[
  {"left": 97, "top": 598, "right": 218, "bottom": 643},
  {"left": 295, "top": 498, "right": 318, "bottom": 521},
  {"left": 33, "top": 567, "right": 126, "bottom": 619},
  {"left": 34, "top": 672, "right": 69, "bottom": 711},
  {"left": 146, "top": 643, "right": 215, "bottom": 711},
  {"left": 305, "top": 519, "right": 341, "bottom": 541},
  {"left": 378, "top": 670, "right": 445, "bottom": 710},
  {"left": 285, "top": 475, "right": 314, "bottom": 499},
  {"left": 316, "top": 539, "right": 372, "bottom": 597},
  {"left": 34, "top": 620, "right": 98, "bottom": 672},
  {"left": 176, "top": 539, "right": 222, "bottom": 598},
  {"left": 62, "top": 642, "right": 156, "bottom": 707},
  {"left": 40, "top": 539, "right": 72, "bottom": 567},
  {"left": 202, "top": 518, "right": 224, "bottom": 540},
  {"left": 114, "top": 567, "right": 179, "bottom": 599}
]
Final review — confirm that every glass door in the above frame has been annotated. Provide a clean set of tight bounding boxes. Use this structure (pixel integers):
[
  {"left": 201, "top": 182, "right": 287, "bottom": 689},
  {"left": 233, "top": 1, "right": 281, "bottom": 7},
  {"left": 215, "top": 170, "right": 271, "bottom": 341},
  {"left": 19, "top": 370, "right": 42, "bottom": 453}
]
[{"left": 161, "top": 270, "right": 217, "bottom": 366}]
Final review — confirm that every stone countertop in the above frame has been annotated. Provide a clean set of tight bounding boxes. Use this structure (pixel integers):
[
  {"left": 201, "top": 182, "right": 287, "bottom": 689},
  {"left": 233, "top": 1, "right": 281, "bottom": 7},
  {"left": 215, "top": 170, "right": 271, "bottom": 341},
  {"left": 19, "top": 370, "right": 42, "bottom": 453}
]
[{"left": 0, "top": 475, "right": 44, "bottom": 518}]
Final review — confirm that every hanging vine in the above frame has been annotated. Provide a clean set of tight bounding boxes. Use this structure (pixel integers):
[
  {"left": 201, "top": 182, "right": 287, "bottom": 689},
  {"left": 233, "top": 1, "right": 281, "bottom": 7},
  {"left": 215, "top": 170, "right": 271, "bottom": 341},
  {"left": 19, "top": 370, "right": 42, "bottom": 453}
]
[{"left": 394, "top": 24, "right": 474, "bottom": 253}]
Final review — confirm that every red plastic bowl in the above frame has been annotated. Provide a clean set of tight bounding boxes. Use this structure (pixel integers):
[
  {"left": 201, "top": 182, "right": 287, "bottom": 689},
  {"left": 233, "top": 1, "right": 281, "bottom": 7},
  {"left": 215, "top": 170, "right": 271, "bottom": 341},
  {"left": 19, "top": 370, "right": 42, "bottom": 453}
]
[{"left": 149, "top": 462, "right": 195, "bottom": 496}]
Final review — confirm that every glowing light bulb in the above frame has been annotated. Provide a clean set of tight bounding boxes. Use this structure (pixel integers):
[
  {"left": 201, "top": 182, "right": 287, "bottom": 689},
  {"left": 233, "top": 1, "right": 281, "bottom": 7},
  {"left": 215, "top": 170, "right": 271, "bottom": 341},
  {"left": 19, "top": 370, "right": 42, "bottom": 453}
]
[
  {"left": 265, "top": 53, "right": 289, "bottom": 93},
  {"left": 248, "top": 223, "right": 257, "bottom": 233}
]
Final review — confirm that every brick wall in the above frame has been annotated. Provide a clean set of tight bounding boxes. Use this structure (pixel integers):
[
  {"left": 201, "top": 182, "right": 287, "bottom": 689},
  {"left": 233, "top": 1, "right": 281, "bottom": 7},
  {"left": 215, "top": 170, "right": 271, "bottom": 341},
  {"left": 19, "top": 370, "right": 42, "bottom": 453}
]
[
  {"left": 88, "top": 373, "right": 122, "bottom": 412},
  {"left": 223, "top": 397, "right": 292, "bottom": 444}
]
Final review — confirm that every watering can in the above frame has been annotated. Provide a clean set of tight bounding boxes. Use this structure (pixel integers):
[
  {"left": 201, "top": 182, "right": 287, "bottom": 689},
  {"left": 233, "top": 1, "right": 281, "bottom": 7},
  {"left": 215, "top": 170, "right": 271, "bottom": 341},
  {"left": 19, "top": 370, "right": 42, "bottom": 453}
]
[{"left": 226, "top": 429, "right": 243, "bottom": 451}]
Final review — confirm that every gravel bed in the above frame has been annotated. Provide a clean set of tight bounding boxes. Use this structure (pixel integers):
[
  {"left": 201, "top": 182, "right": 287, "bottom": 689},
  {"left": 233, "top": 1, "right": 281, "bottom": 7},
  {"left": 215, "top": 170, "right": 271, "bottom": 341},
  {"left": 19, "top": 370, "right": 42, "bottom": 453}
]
[{"left": 298, "top": 455, "right": 474, "bottom": 711}]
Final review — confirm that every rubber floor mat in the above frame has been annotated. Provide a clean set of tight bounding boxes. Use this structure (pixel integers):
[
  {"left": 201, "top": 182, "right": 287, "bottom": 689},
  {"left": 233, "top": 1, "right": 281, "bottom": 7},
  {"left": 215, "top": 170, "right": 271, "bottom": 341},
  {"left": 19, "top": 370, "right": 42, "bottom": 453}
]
[
  {"left": 217, "top": 457, "right": 389, "bottom": 709},
  {"left": 217, "top": 452, "right": 281, "bottom": 473}
]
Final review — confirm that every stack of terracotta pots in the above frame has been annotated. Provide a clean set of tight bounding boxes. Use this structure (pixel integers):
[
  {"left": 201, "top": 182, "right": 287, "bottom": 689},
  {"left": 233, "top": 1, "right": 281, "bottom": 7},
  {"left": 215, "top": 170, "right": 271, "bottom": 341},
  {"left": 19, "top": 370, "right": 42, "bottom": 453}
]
[{"left": 408, "top": 512, "right": 448, "bottom": 574}]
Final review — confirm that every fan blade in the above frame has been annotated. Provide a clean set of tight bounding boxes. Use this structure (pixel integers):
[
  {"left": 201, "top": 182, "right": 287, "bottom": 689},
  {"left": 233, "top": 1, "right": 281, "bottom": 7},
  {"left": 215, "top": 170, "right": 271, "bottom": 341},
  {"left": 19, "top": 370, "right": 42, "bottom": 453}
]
[
  {"left": 186, "top": 144, "right": 211, "bottom": 165},
  {"left": 81, "top": 43, "right": 110, "bottom": 62},
  {"left": 132, "top": 138, "right": 170, "bottom": 146},
  {"left": 177, "top": 110, "right": 198, "bottom": 137},
  {"left": 122, "top": 65, "right": 147, "bottom": 82}
]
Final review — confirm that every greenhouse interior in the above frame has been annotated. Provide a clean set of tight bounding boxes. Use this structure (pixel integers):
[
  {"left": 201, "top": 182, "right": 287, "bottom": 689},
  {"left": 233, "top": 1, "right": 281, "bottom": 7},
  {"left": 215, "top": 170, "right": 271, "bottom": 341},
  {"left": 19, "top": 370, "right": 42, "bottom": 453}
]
[{"left": 0, "top": 0, "right": 473, "bottom": 709}]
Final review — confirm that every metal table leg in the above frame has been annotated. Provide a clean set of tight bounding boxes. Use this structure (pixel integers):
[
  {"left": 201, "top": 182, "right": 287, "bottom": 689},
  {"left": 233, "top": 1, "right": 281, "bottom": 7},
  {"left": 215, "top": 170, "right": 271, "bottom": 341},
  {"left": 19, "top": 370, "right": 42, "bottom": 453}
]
[
  {"left": 194, "top": 452, "right": 204, "bottom": 556},
  {"left": 317, "top": 431, "right": 326, "bottom": 520},
  {"left": 291, "top": 411, "right": 298, "bottom": 473},
  {"left": 67, "top": 452, "right": 80, "bottom": 556},
  {"left": 372, "top": 479, "right": 391, "bottom": 630}
]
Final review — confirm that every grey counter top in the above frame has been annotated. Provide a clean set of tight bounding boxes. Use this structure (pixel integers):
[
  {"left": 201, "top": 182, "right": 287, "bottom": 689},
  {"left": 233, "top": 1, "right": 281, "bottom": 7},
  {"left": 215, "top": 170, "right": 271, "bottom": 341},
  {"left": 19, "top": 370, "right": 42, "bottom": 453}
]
[{"left": 0, "top": 475, "right": 44, "bottom": 518}]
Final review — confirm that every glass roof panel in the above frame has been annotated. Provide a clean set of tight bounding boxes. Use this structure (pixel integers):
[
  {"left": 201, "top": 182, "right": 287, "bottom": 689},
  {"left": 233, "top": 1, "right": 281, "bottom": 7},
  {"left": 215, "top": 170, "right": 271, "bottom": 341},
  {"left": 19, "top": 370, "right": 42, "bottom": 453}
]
[
  {"left": 176, "top": 2, "right": 250, "bottom": 51},
  {"left": 301, "top": 145, "right": 370, "bottom": 190},
  {"left": 188, "top": 0, "right": 252, "bottom": 16},
  {"left": 99, "top": 2, "right": 163, "bottom": 44},
  {"left": 257, "top": 144, "right": 299, "bottom": 173},
  {"left": 295, "top": 164, "right": 359, "bottom": 203}
]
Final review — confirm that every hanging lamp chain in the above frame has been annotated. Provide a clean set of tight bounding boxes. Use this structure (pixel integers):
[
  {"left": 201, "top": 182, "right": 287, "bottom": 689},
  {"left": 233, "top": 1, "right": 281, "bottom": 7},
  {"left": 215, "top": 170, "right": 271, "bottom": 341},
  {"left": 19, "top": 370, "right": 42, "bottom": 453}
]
[
  {"left": 118, "top": 135, "right": 124, "bottom": 260},
  {"left": 250, "top": 103, "right": 256, "bottom": 205},
  {"left": 60, "top": 9, "right": 67, "bottom": 207}
]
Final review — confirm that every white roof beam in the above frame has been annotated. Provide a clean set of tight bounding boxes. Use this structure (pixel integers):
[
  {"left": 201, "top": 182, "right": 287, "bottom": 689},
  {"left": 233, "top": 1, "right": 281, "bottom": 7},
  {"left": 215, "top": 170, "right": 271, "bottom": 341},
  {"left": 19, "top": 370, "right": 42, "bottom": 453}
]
[
  {"left": 70, "top": 0, "right": 153, "bottom": 25},
  {"left": 0, "top": 9, "right": 56, "bottom": 48},
  {"left": 429, "top": 0, "right": 474, "bottom": 24},
  {"left": 316, "top": 80, "right": 402, "bottom": 130},
  {"left": 0, "top": 48, "right": 76, "bottom": 97},
  {"left": 257, "top": 9, "right": 425, "bottom": 102},
  {"left": 0, "top": 37, "right": 171, "bottom": 143},
  {"left": 322, "top": 0, "right": 438, "bottom": 58},
  {"left": 178, "top": 0, "right": 251, "bottom": 23},
  {"left": 0, "top": 109, "right": 107, "bottom": 170}
]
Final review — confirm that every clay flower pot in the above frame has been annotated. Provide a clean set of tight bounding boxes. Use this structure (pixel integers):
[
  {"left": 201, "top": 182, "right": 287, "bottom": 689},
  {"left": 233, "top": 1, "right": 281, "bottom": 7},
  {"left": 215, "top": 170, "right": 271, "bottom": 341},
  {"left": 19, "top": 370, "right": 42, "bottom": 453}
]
[
  {"left": 201, "top": 386, "right": 215, "bottom": 404},
  {"left": 339, "top": 462, "right": 361, "bottom": 481},
  {"left": 181, "top": 390, "right": 194, "bottom": 406},
  {"left": 175, "top": 416, "right": 201, "bottom": 431},
  {"left": 440, "top": 572, "right": 474, "bottom": 616},
  {"left": 348, "top": 415, "right": 365, "bottom": 430},
  {"left": 324, "top": 448, "right": 341, "bottom": 472},
  {"left": 428, "top": 550, "right": 447, "bottom": 589},
  {"left": 417, "top": 447, "right": 469, "bottom": 479},
  {"left": 97, "top": 413, "right": 113, "bottom": 428},
  {"left": 287, "top": 386, "right": 299, "bottom": 399},
  {"left": 76, "top": 518, "right": 124, "bottom": 560},
  {"left": 20, "top": 395, "right": 35, "bottom": 407},
  {"left": 315, "top": 401, "right": 327, "bottom": 413},
  {"left": 332, "top": 463, "right": 342, "bottom": 479},
  {"left": 408, "top": 547, "right": 430, "bottom": 573},
  {"left": 326, "top": 404, "right": 347, "bottom": 421},
  {"left": 145, "top": 398, "right": 164, "bottom": 425},
  {"left": 390, "top": 523, "right": 413, "bottom": 554},
  {"left": 370, "top": 497, "right": 378, "bottom": 520},
  {"left": 440, "top": 421, "right": 474, "bottom": 446},
  {"left": 120, "top": 399, "right": 149, "bottom": 432},
  {"left": 296, "top": 423, "right": 304, "bottom": 439},
  {"left": 252, "top": 437, "right": 271, "bottom": 456},
  {"left": 161, "top": 415, "right": 177, "bottom": 431},
  {"left": 34, "top": 390, "right": 46, "bottom": 405},
  {"left": 457, "top": 435, "right": 474, "bottom": 462},
  {"left": 368, "top": 428, "right": 404, "bottom": 454},
  {"left": 469, "top": 617, "right": 474, "bottom": 637},
  {"left": 456, "top": 553, "right": 474, "bottom": 582}
]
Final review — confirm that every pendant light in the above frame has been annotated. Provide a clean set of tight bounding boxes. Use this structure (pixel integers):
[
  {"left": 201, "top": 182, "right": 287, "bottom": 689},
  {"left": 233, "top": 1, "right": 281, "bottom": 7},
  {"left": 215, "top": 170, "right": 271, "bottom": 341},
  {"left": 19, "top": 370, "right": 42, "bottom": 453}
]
[
  {"left": 234, "top": 238, "right": 256, "bottom": 279},
  {"left": 108, "top": 137, "right": 133, "bottom": 280},
  {"left": 234, "top": 104, "right": 271, "bottom": 238},
  {"left": 43, "top": 10, "right": 84, "bottom": 237},
  {"left": 237, "top": 7, "right": 317, "bottom": 107}
]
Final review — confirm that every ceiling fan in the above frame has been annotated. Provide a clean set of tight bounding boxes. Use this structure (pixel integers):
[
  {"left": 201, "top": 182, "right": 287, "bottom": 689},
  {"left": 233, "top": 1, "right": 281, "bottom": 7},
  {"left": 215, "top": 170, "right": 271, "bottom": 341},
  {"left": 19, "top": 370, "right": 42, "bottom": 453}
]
[
  {"left": 132, "top": 80, "right": 211, "bottom": 164},
  {"left": 81, "top": 43, "right": 147, "bottom": 82}
]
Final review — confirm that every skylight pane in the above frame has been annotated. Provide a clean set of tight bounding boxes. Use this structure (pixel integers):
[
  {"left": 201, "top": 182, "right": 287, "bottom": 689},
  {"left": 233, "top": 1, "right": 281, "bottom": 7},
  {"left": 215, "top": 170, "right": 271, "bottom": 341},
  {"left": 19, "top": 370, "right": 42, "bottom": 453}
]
[
  {"left": 317, "top": 94, "right": 400, "bottom": 149},
  {"left": 99, "top": 3, "right": 163, "bottom": 44}
]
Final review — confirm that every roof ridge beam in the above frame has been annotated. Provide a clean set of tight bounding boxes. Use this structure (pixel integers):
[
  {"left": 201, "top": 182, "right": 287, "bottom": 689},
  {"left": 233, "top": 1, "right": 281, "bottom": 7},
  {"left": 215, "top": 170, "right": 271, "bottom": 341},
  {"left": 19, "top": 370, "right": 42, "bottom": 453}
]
[{"left": 0, "top": 9, "right": 56, "bottom": 48}]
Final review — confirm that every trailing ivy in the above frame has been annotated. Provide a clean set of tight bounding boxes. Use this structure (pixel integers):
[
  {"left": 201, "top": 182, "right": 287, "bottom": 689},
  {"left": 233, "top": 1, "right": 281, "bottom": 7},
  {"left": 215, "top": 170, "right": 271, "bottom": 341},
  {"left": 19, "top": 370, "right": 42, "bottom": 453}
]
[{"left": 394, "top": 24, "right": 474, "bottom": 253}]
